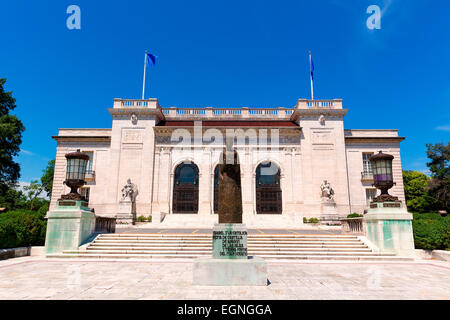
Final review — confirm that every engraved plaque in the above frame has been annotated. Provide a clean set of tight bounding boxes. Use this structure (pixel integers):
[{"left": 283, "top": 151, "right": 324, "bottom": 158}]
[
  {"left": 312, "top": 130, "right": 333, "bottom": 145},
  {"left": 383, "top": 202, "right": 401, "bottom": 208},
  {"left": 122, "top": 130, "right": 143, "bottom": 143}
]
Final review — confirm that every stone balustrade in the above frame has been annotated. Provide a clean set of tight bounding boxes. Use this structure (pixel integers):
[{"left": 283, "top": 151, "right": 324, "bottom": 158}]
[
  {"left": 112, "top": 98, "right": 341, "bottom": 120},
  {"left": 340, "top": 217, "right": 365, "bottom": 235},
  {"left": 95, "top": 216, "right": 116, "bottom": 233},
  {"left": 296, "top": 98, "right": 343, "bottom": 109}
]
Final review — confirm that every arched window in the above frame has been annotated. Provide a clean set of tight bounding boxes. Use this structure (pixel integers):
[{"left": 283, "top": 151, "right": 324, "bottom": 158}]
[
  {"left": 173, "top": 161, "right": 199, "bottom": 213},
  {"left": 213, "top": 165, "right": 219, "bottom": 213},
  {"left": 255, "top": 161, "right": 282, "bottom": 214}
]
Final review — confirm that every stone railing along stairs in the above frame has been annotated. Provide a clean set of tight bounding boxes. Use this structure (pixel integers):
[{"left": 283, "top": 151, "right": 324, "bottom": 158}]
[{"left": 47, "top": 233, "right": 412, "bottom": 261}]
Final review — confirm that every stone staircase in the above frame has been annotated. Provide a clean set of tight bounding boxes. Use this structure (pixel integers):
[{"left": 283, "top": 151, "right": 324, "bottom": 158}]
[{"left": 47, "top": 233, "right": 413, "bottom": 261}]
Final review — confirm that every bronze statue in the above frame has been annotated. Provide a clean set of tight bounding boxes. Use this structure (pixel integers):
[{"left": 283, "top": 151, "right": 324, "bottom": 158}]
[{"left": 218, "top": 139, "right": 243, "bottom": 224}]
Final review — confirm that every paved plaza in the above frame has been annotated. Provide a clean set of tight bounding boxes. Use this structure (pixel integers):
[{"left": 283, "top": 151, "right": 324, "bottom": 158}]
[{"left": 0, "top": 257, "right": 448, "bottom": 300}]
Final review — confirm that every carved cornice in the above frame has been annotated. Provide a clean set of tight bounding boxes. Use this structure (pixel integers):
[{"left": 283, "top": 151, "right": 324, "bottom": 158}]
[
  {"left": 290, "top": 108, "right": 348, "bottom": 122},
  {"left": 52, "top": 136, "right": 111, "bottom": 143},
  {"left": 108, "top": 108, "right": 164, "bottom": 122},
  {"left": 345, "top": 137, "right": 405, "bottom": 143}
]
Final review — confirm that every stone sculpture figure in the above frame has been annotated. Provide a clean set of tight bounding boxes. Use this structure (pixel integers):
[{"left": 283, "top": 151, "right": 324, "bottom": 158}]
[
  {"left": 218, "top": 139, "right": 243, "bottom": 224},
  {"left": 319, "top": 114, "right": 325, "bottom": 125},
  {"left": 121, "top": 178, "right": 138, "bottom": 203},
  {"left": 120, "top": 178, "right": 138, "bottom": 224},
  {"left": 320, "top": 180, "right": 334, "bottom": 200},
  {"left": 131, "top": 113, "right": 138, "bottom": 125}
]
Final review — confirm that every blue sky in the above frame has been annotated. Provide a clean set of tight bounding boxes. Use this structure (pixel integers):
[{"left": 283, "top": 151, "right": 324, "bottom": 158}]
[{"left": 1, "top": 0, "right": 449, "bottom": 182}]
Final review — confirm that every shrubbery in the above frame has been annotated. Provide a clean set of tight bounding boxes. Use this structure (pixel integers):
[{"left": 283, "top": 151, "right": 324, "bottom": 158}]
[
  {"left": 412, "top": 213, "right": 449, "bottom": 250},
  {"left": 0, "top": 210, "right": 47, "bottom": 249},
  {"left": 302, "top": 217, "right": 320, "bottom": 223},
  {"left": 136, "top": 215, "right": 152, "bottom": 222},
  {"left": 347, "top": 213, "right": 363, "bottom": 218}
]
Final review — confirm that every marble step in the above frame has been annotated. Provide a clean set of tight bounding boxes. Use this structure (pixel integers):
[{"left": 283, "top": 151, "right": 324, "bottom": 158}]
[
  {"left": 47, "top": 253, "right": 413, "bottom": 261},
  {"left": 85, "top": 247, "right": 372, "bottom": 253},
  {"left": 98, "top": 235, "right": 359, "bottom": 241},
  {"left": 88, "top": 243, "right": 368, "bottom": 249},
  {"left": 77, "top": 249, "right": 378, "bottom": 256},
  {"left": 93, "top": 240, "right": 363, "bottom": 246},
  {"left": 101, "top": 233, "right": 357, "bottom": 236},
  {"left": 100, "top": 234, "right": 358, "bottom": 239}
]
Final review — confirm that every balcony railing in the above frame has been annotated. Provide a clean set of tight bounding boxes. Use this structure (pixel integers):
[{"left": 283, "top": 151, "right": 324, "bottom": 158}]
[
  {"left": 361, "top": 171, "right": 373, "bottom": 181},
  {"left": 162, "top": 107, "right": 294, "bottom": 120},
  {"left": 85, "top": 170, "right": 95, "bottom": 181}
]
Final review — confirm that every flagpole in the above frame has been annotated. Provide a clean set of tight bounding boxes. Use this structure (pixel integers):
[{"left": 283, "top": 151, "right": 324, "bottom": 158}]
[
  {"left": 309, "top": 51, "right": 314, "bottom": 100},
  {"left": 142, "top": 50, "right": 147, "bottom": 100}
]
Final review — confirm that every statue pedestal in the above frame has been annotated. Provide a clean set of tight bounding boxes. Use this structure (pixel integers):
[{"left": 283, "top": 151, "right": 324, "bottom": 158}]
[
  {"left": 116, "top": 200, "right": 135, "bottom": 225},
  {"left": 193, "top": 223, "right": 267, "bottom": 286},
  {"left": 364, "top": 202, "right": 415, "bottom": 256},
  {"left": 45, "top": 200, "right": 96, "bottom": 254},
  {"left": 320, "top": 197, "right": 340, "bottom": 224},
  {"left": 212, "top": 223, "right": 248, "bottom": 259}
]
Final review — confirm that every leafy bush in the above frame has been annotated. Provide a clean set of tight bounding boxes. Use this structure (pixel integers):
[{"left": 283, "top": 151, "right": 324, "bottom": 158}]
[
  {"left": 137, "top": 215, "right": 152, "bottom": 222},
  {"left": 308, "top": 217, "right": 320, "bottom": 224},
  {"left": 347, "top": 213, "right": 363, "bottom": 218},
  {"left": 37, "top": 202, "right": 49, "bottom": 218},
  {"left": 412, "top": 213, "right": 449, "bottom": 250},
  {"left": 402, "top": 170, "right": 439, "bottom": 213},
  {"left": 0, "top": 210, "right": 47, "bottom": 249},
  {"left": 303, "top": 217, "right": 307, "bottom": 223},
  {"left": 136, "top": 215, "right": 147, "bottom": 222}
]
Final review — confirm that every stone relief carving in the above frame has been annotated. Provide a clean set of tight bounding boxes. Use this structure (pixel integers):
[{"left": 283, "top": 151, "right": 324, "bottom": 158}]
[
  {"left": 319, "top": 114, "right": 325, "bottom": 125},
  {"left": 131, "top": 113, "right": 138, "bottom": 125},
  {"left": 121, "top": 178, "right": 139, "bottom": 202},
  {"left": 320, "top": 180, "right": 334, "bottom": 200}
]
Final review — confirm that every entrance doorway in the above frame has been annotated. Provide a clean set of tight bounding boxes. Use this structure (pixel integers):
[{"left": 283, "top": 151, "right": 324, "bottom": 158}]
[
  {"left": 255, "top": 161, "right": 282, "bottom": 214},
  {"left": 172, "top": 161, "right": 199, "bottom": 213},
  {"left": 213, "top": 165, "right": 219, "bottom": 213}
]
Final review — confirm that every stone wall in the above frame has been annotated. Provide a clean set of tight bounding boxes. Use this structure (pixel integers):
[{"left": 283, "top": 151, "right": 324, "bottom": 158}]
[{"left": 345, "top": 133, "right": 406, "bottom": 214}]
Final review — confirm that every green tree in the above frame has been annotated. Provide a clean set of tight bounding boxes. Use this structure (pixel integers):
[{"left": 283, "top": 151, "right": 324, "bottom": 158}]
[
  {"left": 426, "top": 142, "right": 450, "bottom": 211},
  {"left": 402, "top": 170, "right": 436, "bottom": 213},
  {"left": 0, "top": 78, "right": 25, "bottom": 193},
  {"left": 0, "top": 183, "right": 27, "bottom": 211},
  {"left": 23, "top": 180, "right": 44, "bottom": 211},
  {"left": 41, "top": 159, "right": 55, "bottom": 198}
]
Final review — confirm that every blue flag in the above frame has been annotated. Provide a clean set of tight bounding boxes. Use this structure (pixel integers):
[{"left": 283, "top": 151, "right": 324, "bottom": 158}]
[
  {"left": 147, "top": 52, "right": 157, "bottom": 66},
  {"left": 309, "top": 54, "right": 314, "bottom": 81}
]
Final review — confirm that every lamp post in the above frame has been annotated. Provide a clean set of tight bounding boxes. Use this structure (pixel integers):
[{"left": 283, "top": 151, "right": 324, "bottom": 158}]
[
  {"left": 60, "top": 149, "right": 89, "bottom": 201},
  {"left": 363, "top": 151, "right": 415, "bottom": 257},
  {"left": 369, "top": 151, "right": 399, "bottom": 202},
  {"left": 46, "top": 149, "right": 97, "bottom": 255}
]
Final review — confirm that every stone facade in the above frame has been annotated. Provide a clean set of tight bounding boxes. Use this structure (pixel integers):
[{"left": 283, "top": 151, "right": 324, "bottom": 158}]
[{"left": 50, "top": 98, "right": 406, "bottom": 226}]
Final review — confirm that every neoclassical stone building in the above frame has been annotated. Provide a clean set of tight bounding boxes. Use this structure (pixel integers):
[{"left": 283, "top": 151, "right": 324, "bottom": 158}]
[{"left": 50, "top": 98, "right": 406, "bottom": 227}]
